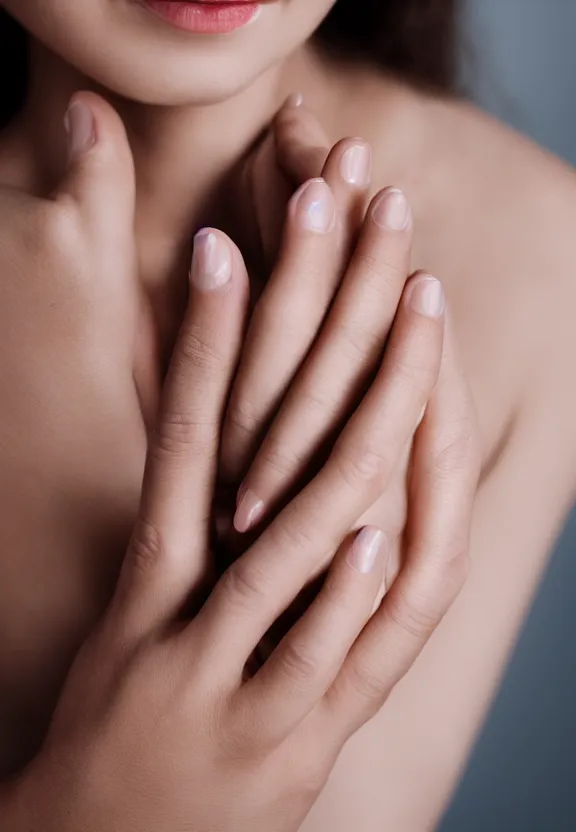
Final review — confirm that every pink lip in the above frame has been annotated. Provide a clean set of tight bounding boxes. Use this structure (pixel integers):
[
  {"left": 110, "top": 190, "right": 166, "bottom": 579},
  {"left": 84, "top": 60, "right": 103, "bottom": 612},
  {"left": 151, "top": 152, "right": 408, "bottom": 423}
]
[{"left": 140, "top": 0, "right": 262, "bottom": 34}]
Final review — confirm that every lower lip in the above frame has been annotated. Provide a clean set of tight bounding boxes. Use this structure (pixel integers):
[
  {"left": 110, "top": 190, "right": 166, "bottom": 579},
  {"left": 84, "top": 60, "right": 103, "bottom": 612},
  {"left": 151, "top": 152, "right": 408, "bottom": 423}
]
[{"left": 140, "top": 1, "right": 261, "bottom": 34}]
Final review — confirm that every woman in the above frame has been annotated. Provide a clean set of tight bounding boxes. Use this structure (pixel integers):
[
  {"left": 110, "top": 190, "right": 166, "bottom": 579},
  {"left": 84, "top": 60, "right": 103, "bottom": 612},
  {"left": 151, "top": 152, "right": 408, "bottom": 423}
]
[{"left": 0, "top": 1, "right": 574, "bottom": 829}]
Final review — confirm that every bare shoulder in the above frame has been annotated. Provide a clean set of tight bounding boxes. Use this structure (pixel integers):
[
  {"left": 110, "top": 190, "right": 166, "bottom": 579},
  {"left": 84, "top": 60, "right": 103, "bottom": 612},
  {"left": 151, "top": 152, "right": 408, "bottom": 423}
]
[{"left": 329, "top": 74, "right": 576, "bottom": 465}]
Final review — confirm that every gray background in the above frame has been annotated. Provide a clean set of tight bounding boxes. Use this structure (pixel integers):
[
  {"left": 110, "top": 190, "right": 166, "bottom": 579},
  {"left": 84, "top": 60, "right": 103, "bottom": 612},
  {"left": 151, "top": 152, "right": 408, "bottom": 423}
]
[{"left": 440, "top": 2, "right": 576, "bottom": 830}]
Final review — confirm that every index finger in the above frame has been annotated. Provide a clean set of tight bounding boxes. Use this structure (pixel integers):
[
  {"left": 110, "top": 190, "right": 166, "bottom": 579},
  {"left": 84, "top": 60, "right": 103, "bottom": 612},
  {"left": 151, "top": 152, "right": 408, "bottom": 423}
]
[{"left": 111, "top": 230, "right": 249, "bottom": 636}]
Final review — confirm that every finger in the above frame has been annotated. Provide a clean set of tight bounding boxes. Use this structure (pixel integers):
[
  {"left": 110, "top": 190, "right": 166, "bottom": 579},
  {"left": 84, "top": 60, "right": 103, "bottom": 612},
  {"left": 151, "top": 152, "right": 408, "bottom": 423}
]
[
  {"left": 220, "top": 176, "right": 338, "bottom": 482},
  {"left": 221, "top": 139, "right": 373, "bottom": 485},
  {"left": 324, "top": 316, "right": 481, "bottom": 736},
  {"left": 274, "top": 95, "right": 331, "bottom": 184},
  {"left": 232, "top": 527, "right": 387, "bottom": 745},
  {"left": 111, "top": 230, "right": 249, "bottom": 636},
  {"left": 54, "top": 92, "right": 135, "bottom": 228},
  {"left": 196, "top": 277, "right": 445, "bottom": 666},
  {"left": 235, "top": 188, "right": 413, "bottom": 531},
  {"left": 245, "top": 97, "right": 331, "bottom": 275}
]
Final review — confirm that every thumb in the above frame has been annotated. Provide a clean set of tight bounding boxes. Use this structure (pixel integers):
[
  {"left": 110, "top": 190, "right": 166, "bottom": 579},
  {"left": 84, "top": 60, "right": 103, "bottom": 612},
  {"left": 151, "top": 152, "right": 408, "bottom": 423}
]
[{"left": 54, "top": 91, "right": 135, "bottom": 227}]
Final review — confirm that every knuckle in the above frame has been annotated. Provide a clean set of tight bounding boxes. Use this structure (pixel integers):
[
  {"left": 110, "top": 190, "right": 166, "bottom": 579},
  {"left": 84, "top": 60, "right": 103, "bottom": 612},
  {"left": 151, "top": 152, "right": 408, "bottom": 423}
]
[
  {"left": 386, "top": 589, "right": 443, "bottom": 641},
  {"left": 433, "top": 416, "right": 481, "bottom": 480},
  {"left": 152, "top": 412, "right": 218, "bottom": 462},
  {"left": 177, "top": 325, "right": 224, "bottom": 374},
  {"left": 441, "top": 547, "right": 471, "bottom": 596},
  {"left": 343, "top": 660, "right": 387, "bottom": 711},
  {"left": 260, "top": 437, "right": 305, "bottom": 479},
  {"left": 128, "top": 517, "right": 165, "bottom": 578},
  {"left": 220, "top": 559, "right": 273, "bottom": 612},
  {"left": 273, "top": 512, "right": 317, "bottom": 553},
  {"left": 225, "top": 396, "right": 263, "bottom": 442},
  {"left": 277, "top": 639, "right": 319, "bottom": 687},
  {"left": 332, "top": 439, "right": 392, "bottom": 491},
  {"left": 335, "top": 316, "right": 385, "bottom": 365}
]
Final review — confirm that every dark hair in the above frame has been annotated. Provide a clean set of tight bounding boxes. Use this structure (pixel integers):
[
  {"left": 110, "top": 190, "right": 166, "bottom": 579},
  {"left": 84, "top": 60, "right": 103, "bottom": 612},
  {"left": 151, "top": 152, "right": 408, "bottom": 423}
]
[{"left": 0, "top": 0, "right": 456, "bottom": 128}]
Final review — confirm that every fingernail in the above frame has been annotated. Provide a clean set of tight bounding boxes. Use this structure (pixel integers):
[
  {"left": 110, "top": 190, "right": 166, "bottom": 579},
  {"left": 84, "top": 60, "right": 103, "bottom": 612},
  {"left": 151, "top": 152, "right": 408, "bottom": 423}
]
[
  {"left": 347, "top": 526, "right": 386, "bottom": 574},
  {"left": 285, "top": 92, "right": 304, "bottom": 108},
  {"left": 371, "top": 579, "right": 387, "bottom": 615},
  {"left": 408, "top": 275, "right": 445, "bottom": 318},
  {"left": 64, "top": 99, "right": 96, "bottom": 161},
  {"left": 191, "top": 230, "right": 232, "bottom": 291},
  {"left": 372, "top": 188, "right": 411, "bottom": 231},
  {"left": 416, "top": 404, "right": 427, "bottom": 429},
  {"left": 233, "top": 488, "right": 265, "bottom": 534},
  {"left": 339, "top": 142, "right": 372, "bottom": 187},
  {"left": 292, "top": 178, "right": 336, "bottom": 234}
]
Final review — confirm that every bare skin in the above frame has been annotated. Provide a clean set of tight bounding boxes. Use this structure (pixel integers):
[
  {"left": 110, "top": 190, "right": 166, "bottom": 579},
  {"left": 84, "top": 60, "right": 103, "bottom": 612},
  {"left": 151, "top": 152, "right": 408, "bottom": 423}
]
[{"left": 0, "top": 33, "right": 575, "bottom": 832}]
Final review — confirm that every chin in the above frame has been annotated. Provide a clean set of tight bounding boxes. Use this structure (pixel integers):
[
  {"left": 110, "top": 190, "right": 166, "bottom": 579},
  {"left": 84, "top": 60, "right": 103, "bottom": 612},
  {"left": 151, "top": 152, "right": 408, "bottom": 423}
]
[{"left": 7, "top": 0, "right": 336, "bottom": 107}]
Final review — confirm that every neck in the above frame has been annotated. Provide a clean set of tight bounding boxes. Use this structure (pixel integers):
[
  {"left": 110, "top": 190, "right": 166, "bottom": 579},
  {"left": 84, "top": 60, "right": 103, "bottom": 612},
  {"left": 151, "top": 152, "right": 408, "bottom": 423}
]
[{"left": 18, "top": 39, "right": 324, "bottom": 246}]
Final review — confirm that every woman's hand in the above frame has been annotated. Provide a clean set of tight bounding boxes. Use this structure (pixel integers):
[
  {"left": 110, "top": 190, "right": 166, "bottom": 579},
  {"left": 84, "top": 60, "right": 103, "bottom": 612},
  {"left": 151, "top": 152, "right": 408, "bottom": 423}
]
[
  {"left": 0, "top": 93, "right": 158, "bottom": 766},
  {"left": 4, "top": 215, "right": 473, "bottom": 831},
  {"left": 221, "top": 104, "right": 373, "bottom": 488},
  {"left": 219, "top": 123, "right": 480, "bottom": 654}
]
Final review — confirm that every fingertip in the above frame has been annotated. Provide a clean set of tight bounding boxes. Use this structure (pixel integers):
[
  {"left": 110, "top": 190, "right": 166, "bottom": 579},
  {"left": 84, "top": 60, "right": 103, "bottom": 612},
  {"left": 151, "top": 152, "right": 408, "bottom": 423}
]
[
  {"left": 64, "top": 97, "right": 96, "bottom": 162},
  {"left": 346, "top": 526, "right": 387, "bottom": 575},
  {"left": 404, "top": 273, "right": 445, "bottom": 320},
  {"left": 233, "top": 486, "right": 265, "bottom": 534},
  {"left": 56, "top": 91, "right": 136, "bottom": 214},
  {"left": 371, "top": 187, "right": 412, "bottom": 232},
  {"left": 324, "top": 137, "right": 372, "bottom": 189},
  {"left": 283, "top": 92, "right": 304, "bottom": 109},
  {"left": 191, "top": 229, "right": 233, "bottom": 292}
]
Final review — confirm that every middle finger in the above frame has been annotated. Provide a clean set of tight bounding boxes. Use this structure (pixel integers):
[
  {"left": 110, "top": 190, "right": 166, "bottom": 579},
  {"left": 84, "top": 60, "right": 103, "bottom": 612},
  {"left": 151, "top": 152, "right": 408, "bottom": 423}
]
[
  {"left": 234, "top": 187, "right": 413, "bottom": 532},
  {"left": 221, "top": 139, "right": 372, "bottom": 484}
]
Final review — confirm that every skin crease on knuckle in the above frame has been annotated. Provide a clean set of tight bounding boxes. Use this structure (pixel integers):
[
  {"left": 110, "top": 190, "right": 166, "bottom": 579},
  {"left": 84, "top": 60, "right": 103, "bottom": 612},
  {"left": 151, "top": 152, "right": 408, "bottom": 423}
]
[{"left": 1, "top": 0, "right": 576, "bottom": 830}]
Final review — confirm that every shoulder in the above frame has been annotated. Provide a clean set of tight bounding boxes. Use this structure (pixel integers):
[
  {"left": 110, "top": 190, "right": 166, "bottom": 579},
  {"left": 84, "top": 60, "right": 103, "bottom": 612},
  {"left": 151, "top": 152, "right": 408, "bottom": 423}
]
[{"left": 327, "top": 71, "right": 576, "bottom": 471}]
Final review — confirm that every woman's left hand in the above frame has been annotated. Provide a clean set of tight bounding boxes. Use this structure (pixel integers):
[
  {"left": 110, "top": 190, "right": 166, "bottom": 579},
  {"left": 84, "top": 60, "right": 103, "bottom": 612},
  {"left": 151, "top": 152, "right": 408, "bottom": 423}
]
[{"left": 218, "top": 120, "right": 481, "bottom": 641}]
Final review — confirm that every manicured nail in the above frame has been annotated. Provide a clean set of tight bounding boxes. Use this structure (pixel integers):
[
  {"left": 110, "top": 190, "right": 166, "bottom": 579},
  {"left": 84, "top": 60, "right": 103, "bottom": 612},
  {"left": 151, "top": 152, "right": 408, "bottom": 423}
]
[
  {"left": 371, "top": 579, "right": 387, "bottom": 615},
  {"left": 339, "top": 142, "right": 372, "bottom": 187},
  {"left": 291, "top": 178, "right": 336, "bottom": 234},
  {"left": 347, "top": 526, "right": 386, "bottom": 574},
  {"left": 408, "top": 275, "right": 445, "bottom": 318},
  {"left": 234, "top": 488, "right": 265, "bottom": 534},
  {"left": 191, "top": 230, "right": 232, "bottom": 291},
  {"left": 64, "top": 99, "right": 96, "bottom": 161},
  {"left": 372, "top": 188, "right": 411, "bottom": 231},
  {"left": 285, "top": 92, "right": 304, "bottom": 108},
  {"left": 416, "top": 404, "right": 427, "bottom": 429}
]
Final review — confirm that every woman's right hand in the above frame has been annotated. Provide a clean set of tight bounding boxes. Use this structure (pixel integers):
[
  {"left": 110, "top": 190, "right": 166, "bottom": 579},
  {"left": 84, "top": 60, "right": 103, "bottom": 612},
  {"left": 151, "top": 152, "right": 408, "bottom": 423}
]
[{"left": 4, "top": 215, "right": 464, "bottom": 831}]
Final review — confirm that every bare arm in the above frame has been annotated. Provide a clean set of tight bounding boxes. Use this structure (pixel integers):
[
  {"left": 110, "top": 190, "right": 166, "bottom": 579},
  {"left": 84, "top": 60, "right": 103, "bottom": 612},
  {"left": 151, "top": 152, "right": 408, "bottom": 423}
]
[{"left": 303, "top": 368, "right": 576, "bottom": 832}]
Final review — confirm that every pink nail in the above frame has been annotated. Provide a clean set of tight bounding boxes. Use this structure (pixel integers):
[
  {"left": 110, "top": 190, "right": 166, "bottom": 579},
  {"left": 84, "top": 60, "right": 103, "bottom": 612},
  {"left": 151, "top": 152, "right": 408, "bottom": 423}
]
[
  {"left": 347, "top": 527, "right": 386, "bottom": 574},
  {"left": 291, "top": 178, "right": 336, "bottom": 234},
  {"left": 339, "top": 142, "right": 372, "bottom": 187},
  {"left": 233, "top": 488, "right": 265, "bottom": 534},
  {"left": 284, "top": 92, "right": 304, "bottom": 108},
  {"left": 407, "top": 275, "right": 445, "bottom": 318},
  {"left": 191, "top": 229, "right": 232, "bottom": 292},
  {"left": 372, "top": 188, "right": 411, "bottom": 231},
  {"left": 64, "top": 99, "right": 96, "bottom": 161}
]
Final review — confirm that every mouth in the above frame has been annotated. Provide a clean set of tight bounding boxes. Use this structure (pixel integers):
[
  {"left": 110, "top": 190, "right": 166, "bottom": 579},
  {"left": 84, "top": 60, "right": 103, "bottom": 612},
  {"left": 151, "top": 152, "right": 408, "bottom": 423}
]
[{"left": 139, "top": 0, "right": 264, "bottom": 34}]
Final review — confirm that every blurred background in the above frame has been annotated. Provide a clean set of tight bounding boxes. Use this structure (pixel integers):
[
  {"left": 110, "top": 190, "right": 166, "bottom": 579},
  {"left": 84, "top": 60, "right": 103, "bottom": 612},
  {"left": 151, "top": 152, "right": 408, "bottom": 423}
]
[{"left": 440, "top": 2, "right": 576, "bottom": 830}]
